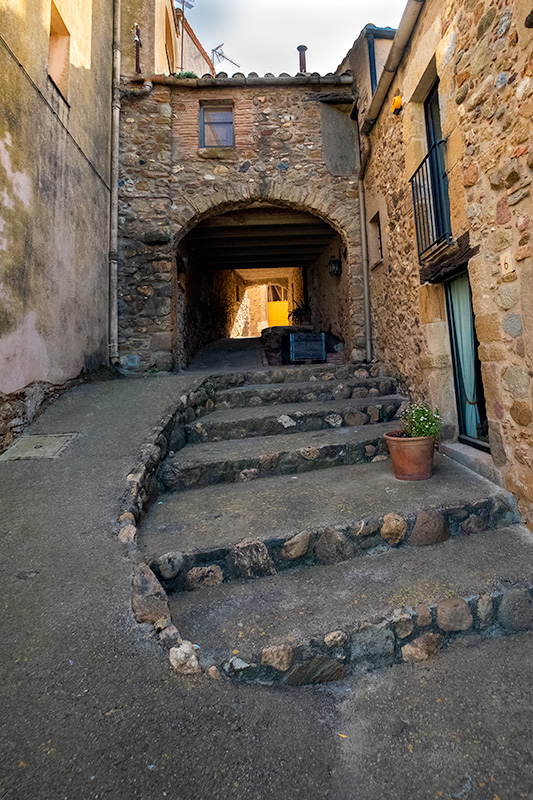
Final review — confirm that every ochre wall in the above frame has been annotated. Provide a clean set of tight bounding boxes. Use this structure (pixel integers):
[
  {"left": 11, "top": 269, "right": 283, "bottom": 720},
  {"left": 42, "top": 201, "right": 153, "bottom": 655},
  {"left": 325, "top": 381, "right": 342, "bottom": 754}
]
[
  {"left": 355, "top": 0, "right": 533, "bottom": 520},
  {"left": 154, "top": 0, "right": 179, "bottom": 75},
  {"left": 120, "top": 1, "right": 213, "bottom": 78},
  {"left": 0, "top": 0, "right": 113, "bottom": 448}
]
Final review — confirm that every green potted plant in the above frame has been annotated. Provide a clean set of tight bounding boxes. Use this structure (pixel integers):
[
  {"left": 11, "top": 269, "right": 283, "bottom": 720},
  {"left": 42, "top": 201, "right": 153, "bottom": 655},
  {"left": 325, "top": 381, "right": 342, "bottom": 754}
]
[
  {"left": 384, "top": 402, "right": 442, "bottom": 481},
  {"left": 288, "top": 300, "right": 312, "bottom": 325}
]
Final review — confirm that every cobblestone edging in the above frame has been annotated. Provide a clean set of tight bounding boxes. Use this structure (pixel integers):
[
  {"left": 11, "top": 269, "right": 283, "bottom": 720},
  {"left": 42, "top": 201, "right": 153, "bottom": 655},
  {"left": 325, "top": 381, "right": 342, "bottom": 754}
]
[
  {"left": 211, "top": 583, "right": 533, "bottom": 686},
  {"left": 116, "top": 375, "right": 216, "bottom": 539},
  {"left": 117, "top": 362, "right": 384, "bottom": 539},
  {"left": 146, "top": 493, "right": 520, "bottom": 595},
  {"left": 158, "top": 432, "right": 392, "bottom": 492},
  {"left": 117, "top": 363, "right": 527, "bottom": 687},
  {"left": 115, "top": 362, "right": 393, "bottom": 677}
]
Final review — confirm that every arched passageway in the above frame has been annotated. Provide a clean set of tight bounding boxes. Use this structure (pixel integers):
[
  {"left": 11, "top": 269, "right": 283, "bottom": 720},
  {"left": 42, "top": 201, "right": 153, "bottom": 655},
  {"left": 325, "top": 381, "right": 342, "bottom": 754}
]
[{"left": 174, "top": 202, "right": 353, "bottom": 368}]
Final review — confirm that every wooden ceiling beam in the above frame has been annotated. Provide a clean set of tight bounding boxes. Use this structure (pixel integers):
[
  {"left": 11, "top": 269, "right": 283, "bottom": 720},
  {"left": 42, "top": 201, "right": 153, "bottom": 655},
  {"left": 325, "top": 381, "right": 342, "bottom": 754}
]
[
  {"left": 194, "top": 259, "right": 315, "bottom": 270},
  {"left": 189, "top": 244, "right": 327, "bottom": 257},
  {"left": 195, "top": 211, "right": 327, "bottom": 228},
  {"left": 191, "top": 253, "right": 316, "bottom": 266},
  {"left": 185, "top": 224, "right": 335, "bottom": 241}
]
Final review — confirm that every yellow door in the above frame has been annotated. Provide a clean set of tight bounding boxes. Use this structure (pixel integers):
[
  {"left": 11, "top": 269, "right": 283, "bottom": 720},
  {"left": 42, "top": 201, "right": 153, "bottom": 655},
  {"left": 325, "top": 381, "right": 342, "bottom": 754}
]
[{"left": 268, "top": 300, "right": 289, "bottom": 327}]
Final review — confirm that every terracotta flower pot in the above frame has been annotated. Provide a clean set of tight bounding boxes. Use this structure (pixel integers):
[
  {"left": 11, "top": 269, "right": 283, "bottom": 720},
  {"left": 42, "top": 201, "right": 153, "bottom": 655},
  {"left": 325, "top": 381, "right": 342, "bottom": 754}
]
[{"left": 384, "top": 431, "right": 436, "bottom": 481}]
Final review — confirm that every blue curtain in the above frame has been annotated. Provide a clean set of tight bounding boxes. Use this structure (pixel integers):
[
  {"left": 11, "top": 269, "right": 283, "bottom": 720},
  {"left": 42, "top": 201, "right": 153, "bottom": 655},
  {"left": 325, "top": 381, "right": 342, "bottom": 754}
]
[{"left": 448, "top": 273, "right": 480, "bottom": 438}]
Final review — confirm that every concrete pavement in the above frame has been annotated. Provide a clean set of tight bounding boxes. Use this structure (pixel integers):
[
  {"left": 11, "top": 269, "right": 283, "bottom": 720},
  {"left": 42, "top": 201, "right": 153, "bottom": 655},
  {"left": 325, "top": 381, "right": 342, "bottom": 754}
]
[{"left": 1, "top": 372, "right": 532, "bottom": 799}]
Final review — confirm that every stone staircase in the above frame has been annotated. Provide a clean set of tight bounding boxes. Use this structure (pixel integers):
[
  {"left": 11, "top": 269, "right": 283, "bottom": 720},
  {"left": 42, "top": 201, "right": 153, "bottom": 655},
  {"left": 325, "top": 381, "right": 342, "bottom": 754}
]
[{"left": 137, "top": 362, "right": 533, "bottom": 685}]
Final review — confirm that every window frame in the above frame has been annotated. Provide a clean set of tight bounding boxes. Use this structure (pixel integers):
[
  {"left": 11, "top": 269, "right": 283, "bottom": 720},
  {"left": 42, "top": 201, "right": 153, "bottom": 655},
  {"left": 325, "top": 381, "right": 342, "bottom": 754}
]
[
  {"left": 368, "top": 211, "right": 383, "bottom": 268},
  {"left": 48, "top": 1, "right": 71, "bottom": 101},
  {"left": 199, "top": 101, "right": 235, "bottom": 149}
]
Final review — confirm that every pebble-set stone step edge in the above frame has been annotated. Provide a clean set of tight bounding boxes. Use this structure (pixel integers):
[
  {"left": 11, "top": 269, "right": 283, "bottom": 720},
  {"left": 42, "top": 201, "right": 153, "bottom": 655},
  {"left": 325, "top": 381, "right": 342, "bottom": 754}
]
[
  {"left": 114, "top": 361, "right": 527, "bottom": 687},
  {"left": 148, "top": 493, "right": 520, "bottom": 593},
  {"left": 158, "top": 425, "right": 393, "bottom": 492},
  {"left": 185, "top": 396, "right": 405, "bottom": 444},
  {"left": 213, "top": 377, "right": 397, "bottom": 408},
  {"left": 192, "top": 582, "right": 533, "bottom": 685},
  {"left": 116, "top": 361, "right": 385, "bottom": 542},
  {"left": 207, "top": 362, "right": 383, "bottom": 391}
]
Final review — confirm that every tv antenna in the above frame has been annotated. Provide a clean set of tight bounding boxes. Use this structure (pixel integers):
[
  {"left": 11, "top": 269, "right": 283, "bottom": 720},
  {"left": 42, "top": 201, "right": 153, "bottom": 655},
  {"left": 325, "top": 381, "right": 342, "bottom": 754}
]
[{"left": 211, "top": 43, "right": 240, "bottom": 70}]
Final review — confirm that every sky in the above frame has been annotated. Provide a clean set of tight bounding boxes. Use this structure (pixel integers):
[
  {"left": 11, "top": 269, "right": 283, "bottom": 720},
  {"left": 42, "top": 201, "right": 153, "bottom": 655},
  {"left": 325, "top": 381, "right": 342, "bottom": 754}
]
[{"left": 184, "top": 0, "right": 406, "bottom": 76}]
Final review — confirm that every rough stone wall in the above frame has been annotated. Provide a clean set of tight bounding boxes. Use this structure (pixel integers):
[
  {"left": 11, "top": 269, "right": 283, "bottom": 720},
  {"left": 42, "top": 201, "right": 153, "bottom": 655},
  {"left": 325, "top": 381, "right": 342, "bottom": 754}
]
[
  {"left": 286, "top": 268, "right": 305, "bottom": 323},
  {"left": 172, "top": 267, "right": 247, "bottom": 368},
  {"left": 0, "top": 0, "right": 113, "bottom": 449},
  {"left": 354, "top": 0, "right": 533, "bottom": 519},
  {"left": 307, "top": 234, "right": 350, "bottom": 343},
  {"left": 245, "top": 285, "right": 266, "bottom": 336},
  {"left": 230, "top": 291, "right": 251, "bottom": 338},
  {"left": 118, "top": 75, "right": 363, "bottom": 369}
]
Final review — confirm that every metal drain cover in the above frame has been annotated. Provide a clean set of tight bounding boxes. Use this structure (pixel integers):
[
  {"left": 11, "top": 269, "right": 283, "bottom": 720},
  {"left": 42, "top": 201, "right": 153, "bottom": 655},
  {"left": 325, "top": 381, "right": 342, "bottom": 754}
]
[{"left": 0, "top": 433, "right": 78, "bottom": 461}]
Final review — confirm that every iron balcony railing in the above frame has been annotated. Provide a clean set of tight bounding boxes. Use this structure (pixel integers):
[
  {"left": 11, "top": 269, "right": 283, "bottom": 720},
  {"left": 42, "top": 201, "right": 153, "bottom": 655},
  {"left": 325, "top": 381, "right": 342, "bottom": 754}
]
[{"left": 409, "top": 139, "right": 452, "bottom": 263}]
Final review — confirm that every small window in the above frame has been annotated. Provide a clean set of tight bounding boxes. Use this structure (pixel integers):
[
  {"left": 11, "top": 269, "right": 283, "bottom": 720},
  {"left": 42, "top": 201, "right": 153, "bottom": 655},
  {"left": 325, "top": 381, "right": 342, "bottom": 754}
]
[
  {"left": 200, "top": 102, "right": 234, "bottom": 148},
  {"left": 48, "top": 2, "right": 70, "bottom": 99},
  {"left": 267, "top": 285, "right": 288, "bottom": 302},
  {"left": 424, "top": 80, "right": 443, "bottom": 150},
  {"left": 368, "top": 212, "right": 383, "bottom": 267}
]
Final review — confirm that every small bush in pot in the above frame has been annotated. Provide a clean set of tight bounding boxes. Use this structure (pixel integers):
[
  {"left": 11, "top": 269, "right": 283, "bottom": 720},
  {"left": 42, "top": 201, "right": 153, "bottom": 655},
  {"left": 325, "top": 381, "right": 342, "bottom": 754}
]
[
  {"left": 288, "top": 300, "right": 312, "bottom": 325},
  {"left": 384, "top": 402, "right": 442, "bottom": 481},
  {"left": 399, "top": 402, "right": 443, "bottom": 438}
]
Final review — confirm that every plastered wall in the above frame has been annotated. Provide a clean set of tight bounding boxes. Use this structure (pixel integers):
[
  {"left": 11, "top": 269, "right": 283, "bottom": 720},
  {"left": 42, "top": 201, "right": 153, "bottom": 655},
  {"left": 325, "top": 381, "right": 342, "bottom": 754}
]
[{"left": 0, "top": 0, "right": 113, "bottom": 448}]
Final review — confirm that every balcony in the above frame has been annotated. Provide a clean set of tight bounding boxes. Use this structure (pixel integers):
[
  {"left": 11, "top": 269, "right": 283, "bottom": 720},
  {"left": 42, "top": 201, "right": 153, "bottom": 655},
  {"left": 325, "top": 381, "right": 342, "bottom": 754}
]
[{"left": 410, "top": 140, "right": 452, "bottom": 264}]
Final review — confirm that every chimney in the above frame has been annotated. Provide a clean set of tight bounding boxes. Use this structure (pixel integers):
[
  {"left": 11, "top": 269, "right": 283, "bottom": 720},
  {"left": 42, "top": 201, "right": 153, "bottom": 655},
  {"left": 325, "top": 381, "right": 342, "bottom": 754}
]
[{"left": 297, "top": 45, "right": 308, "bottom": 73}]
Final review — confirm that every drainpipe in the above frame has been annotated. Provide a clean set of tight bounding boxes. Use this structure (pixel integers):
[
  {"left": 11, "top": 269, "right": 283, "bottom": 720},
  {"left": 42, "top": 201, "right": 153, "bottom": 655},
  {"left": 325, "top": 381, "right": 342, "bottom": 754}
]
[
  {"left": 109, "top": 0, "right": 121, "bottom": 364},
  {"left": 360, "top": 0, "right": 425, "bottom": 136},
  {"left": 120, "top": 80, "right": 153, "bottom": 99},
  {"left": 366, "top": 30, "right": 377, "bottom": 94},
  {"left": 109, "top": 8, "right": 152, "bottom": 364},
  {"left": 364, "top": 24, "right": 396, "bottom": 94},
  {"left": 358, "top": 133, "right": 372, "bottom": 362}
]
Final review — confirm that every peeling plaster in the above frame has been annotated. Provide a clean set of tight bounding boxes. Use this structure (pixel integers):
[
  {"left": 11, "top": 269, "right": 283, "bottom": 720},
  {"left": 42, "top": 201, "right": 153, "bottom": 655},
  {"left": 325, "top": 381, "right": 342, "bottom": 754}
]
[
  {"left": 0, "top": 311, "right": 49, "bottom": 394},
  {"left": 0, "top": 133, "right": 32, "bottom": 208}
]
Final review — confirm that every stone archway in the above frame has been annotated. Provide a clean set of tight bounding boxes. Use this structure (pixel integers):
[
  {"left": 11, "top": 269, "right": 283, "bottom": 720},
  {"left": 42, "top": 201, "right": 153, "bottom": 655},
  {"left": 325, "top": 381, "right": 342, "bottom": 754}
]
[
  {"left": 162, "top": 181, "right": 362, "bottom": 368},
  {"left": 116, "top": 184, "right": 363, "bottom": 371},
  {"left": 117, "top": 68, "right": 364, "bottom": 374},
  {"left": 169, "top": 188, "right": 363, "bottom": 369}
]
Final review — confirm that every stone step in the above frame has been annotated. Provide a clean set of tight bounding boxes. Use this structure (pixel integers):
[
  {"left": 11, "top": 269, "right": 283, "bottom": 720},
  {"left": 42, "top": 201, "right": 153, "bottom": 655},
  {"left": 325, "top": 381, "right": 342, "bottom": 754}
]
[
  {"left": 185, "top": 395, "right": 406, "bottom": 443},
  {"left": 158, "top": 421, "right": 396, "bottom": 492},
  {"left": 208, "top": 362, "right": 382, "bottom": 391},
  {"left": 167, "top": 525, "right": 533, "bottom": 685},
  {"left": 215, "top": 377, "right": 397, "bottom": 409},
  {"left": 140, "top": 455, "right": 519, "bottom": 584}
]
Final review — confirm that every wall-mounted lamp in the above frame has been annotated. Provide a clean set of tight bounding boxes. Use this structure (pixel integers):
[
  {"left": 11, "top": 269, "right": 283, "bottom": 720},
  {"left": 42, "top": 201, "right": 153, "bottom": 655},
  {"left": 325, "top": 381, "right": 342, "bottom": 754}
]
[
  {"left": 328, "top": 257, "right": 342, "bottom": 277},
  {"left": 391, "top": 95, "right": 403, "bottom": 115}
]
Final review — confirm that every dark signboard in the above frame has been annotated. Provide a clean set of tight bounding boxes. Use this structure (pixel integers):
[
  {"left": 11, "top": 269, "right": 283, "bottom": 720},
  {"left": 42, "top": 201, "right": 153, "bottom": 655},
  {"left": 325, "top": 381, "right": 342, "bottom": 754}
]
[{"left": 289, "top": 332, "right": 326, "bottom": 363}]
